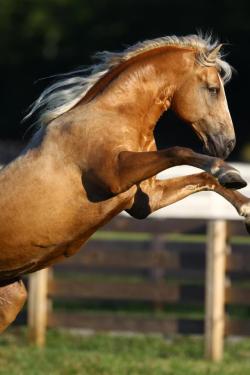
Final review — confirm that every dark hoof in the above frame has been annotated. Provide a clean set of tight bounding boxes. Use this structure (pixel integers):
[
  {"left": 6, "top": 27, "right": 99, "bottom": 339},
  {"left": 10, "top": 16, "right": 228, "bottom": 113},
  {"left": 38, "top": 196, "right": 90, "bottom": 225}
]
[{"left": 218, "top": 171, "right": 247, "bottom": 190}]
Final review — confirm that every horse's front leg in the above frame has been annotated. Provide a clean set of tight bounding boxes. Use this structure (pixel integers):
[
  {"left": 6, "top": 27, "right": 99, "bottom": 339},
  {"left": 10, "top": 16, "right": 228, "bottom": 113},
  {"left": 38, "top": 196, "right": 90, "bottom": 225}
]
[
  {"left": 126, "top": 173, "right": 250, "bottom": 230},
  {"left": 108, "top": 147, "right": 246, "bottom": 194}
]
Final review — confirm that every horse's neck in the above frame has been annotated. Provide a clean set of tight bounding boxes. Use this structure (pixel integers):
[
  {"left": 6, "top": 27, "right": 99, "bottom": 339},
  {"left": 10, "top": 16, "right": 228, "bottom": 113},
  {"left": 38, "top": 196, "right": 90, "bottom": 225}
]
[
  {"left": 40, "top": 49, "right": 193, "bottom": 157},
  {"left": 93, "top": 49, "right": 191, "bottom": 137}
]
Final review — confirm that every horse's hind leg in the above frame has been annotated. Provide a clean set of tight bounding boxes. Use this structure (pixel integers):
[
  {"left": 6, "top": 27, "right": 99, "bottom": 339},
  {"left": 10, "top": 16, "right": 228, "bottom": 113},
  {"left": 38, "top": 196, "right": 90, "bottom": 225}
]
[{"left": 0, "top": 279, "right": 27, "bottom": 333}]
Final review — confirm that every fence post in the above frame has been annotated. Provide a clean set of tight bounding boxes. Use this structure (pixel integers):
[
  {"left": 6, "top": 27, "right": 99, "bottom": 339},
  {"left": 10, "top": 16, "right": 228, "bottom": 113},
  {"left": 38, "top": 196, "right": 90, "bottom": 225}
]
[
  {"left": 205, "top": 220, "right": 227, "bottom": 361},
  {"left": 28, "top": 268, "right": 49, "bottom": 346}
]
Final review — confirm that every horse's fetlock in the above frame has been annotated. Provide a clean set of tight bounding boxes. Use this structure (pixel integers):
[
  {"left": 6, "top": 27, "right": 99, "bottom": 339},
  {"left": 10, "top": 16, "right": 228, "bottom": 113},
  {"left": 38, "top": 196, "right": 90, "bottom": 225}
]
[
  {"left": 239, "top": 202, "right": 250, "bottom": 218},
  {"left": 210, "top": 159, "right": 222, "bottom": 176}
]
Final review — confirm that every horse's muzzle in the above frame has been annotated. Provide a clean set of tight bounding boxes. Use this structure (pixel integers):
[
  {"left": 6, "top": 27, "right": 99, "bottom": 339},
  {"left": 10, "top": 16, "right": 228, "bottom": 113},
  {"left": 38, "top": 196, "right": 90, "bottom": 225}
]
[{"left": 204, "top": 134, "right": 236, "bottom": 159}]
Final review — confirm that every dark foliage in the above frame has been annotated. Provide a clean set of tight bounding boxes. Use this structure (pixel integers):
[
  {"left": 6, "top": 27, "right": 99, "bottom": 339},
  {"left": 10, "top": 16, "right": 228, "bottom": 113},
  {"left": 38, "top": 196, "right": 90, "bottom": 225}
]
[{"left": 1, "top": 0, "right": 250, "bottom": 160}]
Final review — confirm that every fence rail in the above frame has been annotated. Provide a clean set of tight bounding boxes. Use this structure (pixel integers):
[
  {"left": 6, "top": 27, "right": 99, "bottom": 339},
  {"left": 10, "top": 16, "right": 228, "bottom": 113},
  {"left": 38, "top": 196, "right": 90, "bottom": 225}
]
[{"left": 27, "top": 216, "right": 250, "bottom": 362}]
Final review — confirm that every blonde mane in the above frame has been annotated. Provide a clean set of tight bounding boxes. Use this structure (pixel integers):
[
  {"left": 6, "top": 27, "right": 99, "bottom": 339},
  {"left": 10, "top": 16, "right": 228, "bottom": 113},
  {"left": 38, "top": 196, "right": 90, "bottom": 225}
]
[{"left": 25, "top": 33, "right": 232, "bottom": 126}]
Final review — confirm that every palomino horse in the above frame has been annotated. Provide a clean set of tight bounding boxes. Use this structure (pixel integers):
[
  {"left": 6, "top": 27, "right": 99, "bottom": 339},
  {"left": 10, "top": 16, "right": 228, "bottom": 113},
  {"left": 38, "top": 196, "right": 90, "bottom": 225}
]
[{"left": 0, "top": 34, "right": 249, "bottom": 332}]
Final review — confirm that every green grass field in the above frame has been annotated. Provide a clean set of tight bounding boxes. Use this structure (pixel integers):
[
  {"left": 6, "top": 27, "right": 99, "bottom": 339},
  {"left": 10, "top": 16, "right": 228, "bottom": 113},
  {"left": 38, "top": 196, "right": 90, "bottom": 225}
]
[
  {"left": 1, "top": 230, "right": 249, "bottom": 374},
  {"left": 1, "top": 329, "right": 250, "bottom": 375}
]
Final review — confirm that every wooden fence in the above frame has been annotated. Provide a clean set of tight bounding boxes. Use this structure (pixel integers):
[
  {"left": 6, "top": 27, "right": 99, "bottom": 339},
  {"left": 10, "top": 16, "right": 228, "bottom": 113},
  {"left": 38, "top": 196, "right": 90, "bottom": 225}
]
[{"left": 27, "top": 216, "right": 250, "bottom": 361}]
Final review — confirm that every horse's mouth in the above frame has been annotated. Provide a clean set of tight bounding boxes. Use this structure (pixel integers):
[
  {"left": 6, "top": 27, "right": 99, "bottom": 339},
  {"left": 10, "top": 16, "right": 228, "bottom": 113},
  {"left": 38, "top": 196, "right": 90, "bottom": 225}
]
[
  {"left": 202, "top": 133, "right": 235, "bottom": 159},
  {"left": 191, "top": 120, "right": 235, "bottom": 160}
]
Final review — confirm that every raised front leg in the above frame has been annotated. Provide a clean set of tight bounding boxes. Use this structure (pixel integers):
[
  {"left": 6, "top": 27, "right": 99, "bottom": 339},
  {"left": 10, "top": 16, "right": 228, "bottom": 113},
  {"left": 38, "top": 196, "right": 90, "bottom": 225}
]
[
  {"left": 106, "top": 147, "right": 246, "bottom": 195},
  {"left": 0, "top": 279, "right": 27, "bottom": 333},
  {"left": 126, "top": 173, "right": 250, "bottom": 230}
]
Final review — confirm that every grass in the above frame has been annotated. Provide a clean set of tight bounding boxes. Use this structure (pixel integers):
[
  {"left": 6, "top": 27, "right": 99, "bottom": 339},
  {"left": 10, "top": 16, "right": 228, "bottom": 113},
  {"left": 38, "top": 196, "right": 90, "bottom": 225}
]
[
  {"left": 1, "top": 329, "right": 250, "bottom": 375},
  {"left": 2, "top": 230, "right": 248, "bottom": 374}
]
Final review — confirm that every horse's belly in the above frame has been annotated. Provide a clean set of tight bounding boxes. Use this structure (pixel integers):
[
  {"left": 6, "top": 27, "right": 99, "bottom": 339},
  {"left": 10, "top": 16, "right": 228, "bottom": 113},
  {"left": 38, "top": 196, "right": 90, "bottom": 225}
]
[
  {"left": 0, "top": 215, "right": 100, "bottom": 280},
  {"left": 0, "top": 188, "right": 135, "bottom": 281},
  {"left": 0, "top": 235, "right": 91, "bottom": 281}
]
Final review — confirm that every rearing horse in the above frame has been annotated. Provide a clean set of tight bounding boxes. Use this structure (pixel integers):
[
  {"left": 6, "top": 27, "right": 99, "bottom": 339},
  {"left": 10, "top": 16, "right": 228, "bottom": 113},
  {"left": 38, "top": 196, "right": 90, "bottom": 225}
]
[{"left": 0, "top": 34, "right": 250, "bottom": 332}]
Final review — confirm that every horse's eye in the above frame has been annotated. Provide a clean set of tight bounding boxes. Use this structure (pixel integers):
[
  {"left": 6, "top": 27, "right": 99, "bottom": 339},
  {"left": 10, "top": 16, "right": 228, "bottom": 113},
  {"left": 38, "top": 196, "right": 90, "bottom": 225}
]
[{"left": 208, "top": 87, "right": 219, "bottom": 96}]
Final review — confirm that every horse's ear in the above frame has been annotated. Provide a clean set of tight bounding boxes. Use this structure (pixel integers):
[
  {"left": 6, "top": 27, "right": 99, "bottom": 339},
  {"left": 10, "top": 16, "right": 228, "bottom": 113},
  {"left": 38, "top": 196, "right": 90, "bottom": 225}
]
[{"left": 207, "top": 44, "right": 223, "bottom": 62}]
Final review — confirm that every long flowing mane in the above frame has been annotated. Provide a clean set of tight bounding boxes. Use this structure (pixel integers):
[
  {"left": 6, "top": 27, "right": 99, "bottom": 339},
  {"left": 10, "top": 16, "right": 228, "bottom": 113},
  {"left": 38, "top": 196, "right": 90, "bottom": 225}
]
[{"left": 25, "top": 33, "right": 232, "bottom": 127}]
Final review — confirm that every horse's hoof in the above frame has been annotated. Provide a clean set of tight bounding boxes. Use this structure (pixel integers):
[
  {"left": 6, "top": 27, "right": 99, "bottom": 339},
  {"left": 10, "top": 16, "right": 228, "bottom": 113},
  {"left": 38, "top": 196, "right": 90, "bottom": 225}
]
[{"left": 218, "top": 170, "right": 247, "bottom": 190}]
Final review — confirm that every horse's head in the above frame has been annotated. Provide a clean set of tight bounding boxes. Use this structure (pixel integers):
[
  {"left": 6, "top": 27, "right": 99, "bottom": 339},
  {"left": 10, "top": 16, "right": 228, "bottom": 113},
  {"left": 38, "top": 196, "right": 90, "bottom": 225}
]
[{"left": 172, "top": 45, "right": 235, "bottom": 159}]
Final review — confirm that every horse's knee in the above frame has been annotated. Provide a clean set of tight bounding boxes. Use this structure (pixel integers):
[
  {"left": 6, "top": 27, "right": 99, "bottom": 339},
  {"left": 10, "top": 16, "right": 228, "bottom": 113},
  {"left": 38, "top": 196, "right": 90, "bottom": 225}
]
[{"left": 0, "top": 279, "right": 27, "bottom": 333}]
